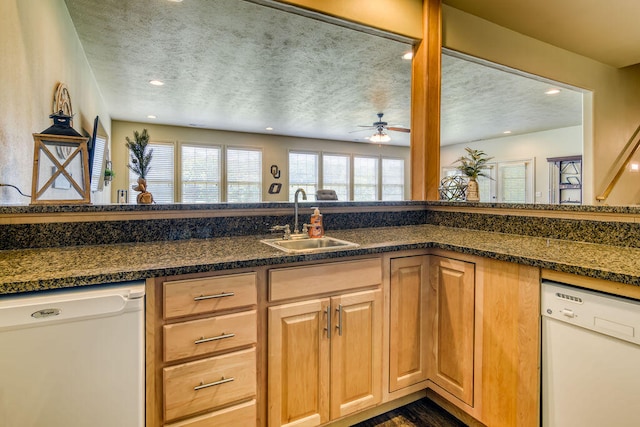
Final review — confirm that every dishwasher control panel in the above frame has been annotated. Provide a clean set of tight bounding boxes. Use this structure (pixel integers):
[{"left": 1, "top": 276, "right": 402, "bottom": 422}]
[{"left": 542, "top": 280, "right": 640, "bottom": 346}]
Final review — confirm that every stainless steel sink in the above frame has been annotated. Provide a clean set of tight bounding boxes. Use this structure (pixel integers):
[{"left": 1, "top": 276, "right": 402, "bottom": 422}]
[{"left": 261, "top": 236, "right": 359, "bottom": 253}]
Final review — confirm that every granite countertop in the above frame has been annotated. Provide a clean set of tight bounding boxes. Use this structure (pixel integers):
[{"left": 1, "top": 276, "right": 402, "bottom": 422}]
[{"left": 1, "top": 224, "right": 640, "bottom": 295}]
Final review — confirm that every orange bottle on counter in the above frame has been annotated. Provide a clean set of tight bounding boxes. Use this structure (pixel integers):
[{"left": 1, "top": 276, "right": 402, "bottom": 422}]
[{"left": 308, "top": 207, "right": 324, "bottom": 238}]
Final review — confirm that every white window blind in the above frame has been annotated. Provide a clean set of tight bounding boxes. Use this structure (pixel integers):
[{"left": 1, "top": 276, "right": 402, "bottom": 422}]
[
  {"left": 322, "top": 154, "right": 349, "bottom": 201},
  {"left": 354, "top": 156, "right": 378, "bottom": 201},
  {"left": 90, "top": 135, "right": 106, "bottom": 192},
  {"left": 289, "top": 151, "right": 318, "bottom": 201},
  {"left": 128, "top": 142, "right": 174, "bottom": 203},
  {"left": 181, "top": 144, "right": 220, "bottom": 203},
  {"left": 382, "top": 158, "right": 404, "bottom": 200},
  {"left": 227, "top": 147, "right": 262, "bottom": 202}
]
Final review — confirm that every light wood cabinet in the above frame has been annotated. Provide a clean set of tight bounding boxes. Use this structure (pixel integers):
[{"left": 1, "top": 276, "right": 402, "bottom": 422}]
[
  {"left": 389, "top": 255, "right": 429, "bottom": 392},
  {"left": 475, "top": 257, "right": 540, "bottom": 427},
  {"left": 330, "top": 290, "right": 383, "bottom": 419},
  {"left": 267, "top": 298, "right": 331, "bottom": 427},
  {"left": 267, "top": 259, "right": 383, "bottom": 427},
  {"left": 425, "top": 252, "right": 541, "bottom": 427},
  {"left": 426, "top": 255, "right": 476, "bottom": 406},
  {"left": 146, "top": 271, "right": 258, "bottom": 426}
]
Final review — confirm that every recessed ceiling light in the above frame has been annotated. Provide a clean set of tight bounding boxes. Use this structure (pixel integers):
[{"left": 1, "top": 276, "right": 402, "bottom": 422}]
[
  {"left": 147, "top": 115, "right": 156, "bottom": 119},
  {"left": 149, "top": 80, "right": 164, "bottom": 86},
  {"left": 503, "top": 130, "right": 512, "bottom": 134},
  {"left": 265, "top": 127, "right": 273, "bottom": 131},
  {"left": 402, "top": 52, "right": 413, "bottom": 60},
  {"left": 167, "top": 0, "right": 183, "bottom": 2},
  {"left": 545, "top": 89, "right": 561, "bottom": 95},
  {"left": 630, "top": 163, "right": 640, "bottom": 172}
]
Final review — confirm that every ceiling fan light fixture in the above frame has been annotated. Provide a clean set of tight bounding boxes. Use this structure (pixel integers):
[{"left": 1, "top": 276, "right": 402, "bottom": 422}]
[{"left": 370, "top": 131, "right": 391, "bottom": 143}]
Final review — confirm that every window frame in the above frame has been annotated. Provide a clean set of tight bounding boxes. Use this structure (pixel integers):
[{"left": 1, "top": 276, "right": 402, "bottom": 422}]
[
  {"left": 225, "top": 145, "right": 263, "bottom": 203},
  {"left": 288, "top": 150, "right": 320, "bottom": 201},
  {"left": 179, "top": 142, "right": 222, "bottom": 203}
]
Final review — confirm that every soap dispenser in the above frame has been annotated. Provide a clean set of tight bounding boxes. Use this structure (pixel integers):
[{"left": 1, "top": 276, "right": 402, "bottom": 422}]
[{"left": 308, "top": 207, "right": 324, "bottom": 238}]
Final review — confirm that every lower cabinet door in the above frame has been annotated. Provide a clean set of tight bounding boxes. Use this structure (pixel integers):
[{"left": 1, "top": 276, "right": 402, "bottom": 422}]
[
  {"left": 427, "top": 255, "right": 475, "bottom": 406},
  {"left": 268, "top": 298, "right": 331, "bottom": 427},
  {"left": 389, "top": 255, "right": 429, "bottom": 391},
  {"left": 330, "top": 289, "right": 383, "bottom": 419}
]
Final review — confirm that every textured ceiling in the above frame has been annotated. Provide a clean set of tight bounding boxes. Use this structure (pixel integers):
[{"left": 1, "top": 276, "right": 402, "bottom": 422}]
[
  {"left": 64, "top": 0, "right": 412, "bottom": 146},
  {"left": 443, "top": 0, "right": 640, "bottom": 68},
  {"left": 64, "top": 0, "right": 582, "bottom": 148},
  {"left": 441, "top": 52, "right": 583, "bottom": 146}
]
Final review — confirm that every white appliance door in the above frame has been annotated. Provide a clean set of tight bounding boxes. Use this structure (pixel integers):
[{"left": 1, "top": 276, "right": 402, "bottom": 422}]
[
  {"left": 542, "top": 318, "right": 640, "bottom": 427},
  {"left": 0, "top": 283, "right": 145, "bottom": 427}
]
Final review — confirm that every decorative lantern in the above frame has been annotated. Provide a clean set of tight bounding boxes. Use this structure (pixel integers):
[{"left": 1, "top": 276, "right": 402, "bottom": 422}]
[{"left": 30, "top": 111, "right": 91, "bottom": 205}]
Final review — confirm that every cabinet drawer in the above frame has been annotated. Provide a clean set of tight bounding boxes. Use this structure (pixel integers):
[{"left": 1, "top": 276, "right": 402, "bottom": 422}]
[
  {"left": 269, "top": 258, "right": 381, "bottom": 302},
  {"left": 164, "top": 273, "right": 257, "bottom": 319},
  {"left": 164, "top": 310, "right": 257, "bottom": 362},
  {"left": 164, "top": 399, "right": 256, "bottom": 427},
  {"left": 163, "top": 348, "right": 256, "bottom": 422}
]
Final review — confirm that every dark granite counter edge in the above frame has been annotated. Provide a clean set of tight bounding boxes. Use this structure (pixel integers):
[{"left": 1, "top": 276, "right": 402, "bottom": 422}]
[
  {"left": 3, "top": 235, "right": 639, "bottom": 295},
  {"left": 3, "top": 200, "right": 640, "bottom": 215}
]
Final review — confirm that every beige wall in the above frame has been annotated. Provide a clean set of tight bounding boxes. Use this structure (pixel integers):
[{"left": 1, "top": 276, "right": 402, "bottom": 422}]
[
  {"left": 442, "top": 5, "right": 640, "bottom": 205},
  {"left": 276, "top": 0, "right": 423, "bottom": 40},
  {"left": 0, "top": 0, "right": 111, "bottom": 205},
  {"left": 111, "top": 121, "right": 411, "bottom": 203}
]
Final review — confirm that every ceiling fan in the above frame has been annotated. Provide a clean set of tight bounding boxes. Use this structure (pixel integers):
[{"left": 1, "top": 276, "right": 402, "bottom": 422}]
[{"left": 352, "top": 113, "right": 411, "bottom": 143}]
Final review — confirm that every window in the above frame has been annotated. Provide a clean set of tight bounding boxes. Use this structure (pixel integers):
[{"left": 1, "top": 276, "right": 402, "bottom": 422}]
[
  {"left": 478, "top": 164, "right": 497, "bottom": 202},
  {"left": 382, "top": 158, "right": 404, "bottom": 200},
  {"left": 322, "top": 154, "right": 349, "bottom": 201},
  {"left": 227, "top": 147, "right": 262, "bottom": 202},
  {"left": 498, "top": 160, "right": 533, "bottom": 203},
  {"left": 128, "top": 142, "right": 174, "bottom": 203},
  {"left": 289, "top": 151, "right": 318, "bottom": 201},
  {"left": 181, "top": 144, "right": 220, "bottom": 203},
  {"left": 353, "top": 156, "right": 378, "bottom": 201},
  {"left": 90, "top": 135, "right": 107, "bottom": 192}
]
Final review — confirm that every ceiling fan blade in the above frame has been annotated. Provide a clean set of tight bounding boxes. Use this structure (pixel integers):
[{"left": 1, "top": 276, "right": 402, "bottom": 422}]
[{"left": 387, "top": 127, "right": 411, "bottom": 133}]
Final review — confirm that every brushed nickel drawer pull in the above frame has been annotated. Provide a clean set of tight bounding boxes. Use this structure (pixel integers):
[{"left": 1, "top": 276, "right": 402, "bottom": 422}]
[
  {"left": 194, "top": 376, "right": 234, "bottom": 391},
  {"left": 194, "top": 291, "right": 235, "bottom": 301},
  {"left": 336, "top": 304, "right": 343, "bottom": 336},
  {"left": 194, "top": 332, "right": 235, "bottom": 345}
]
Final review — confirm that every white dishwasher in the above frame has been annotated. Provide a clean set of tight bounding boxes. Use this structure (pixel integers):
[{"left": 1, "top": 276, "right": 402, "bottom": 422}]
[
  {"left": 0, "top": 281, "right": 145, "bottom": 427},
  {"left": 541, "top": 280, "right": 640, "bottom": 427}
]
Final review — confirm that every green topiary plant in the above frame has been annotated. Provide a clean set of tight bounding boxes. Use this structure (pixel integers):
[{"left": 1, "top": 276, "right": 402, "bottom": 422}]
[
  {"left": 125, "top": 129, "right": 153, "bottom": 179},
  {"left": 454, "top": 147, "right": 493, "bottom": 179}
]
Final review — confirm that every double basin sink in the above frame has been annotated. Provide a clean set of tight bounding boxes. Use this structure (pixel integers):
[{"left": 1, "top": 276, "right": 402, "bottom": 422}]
[{"left": 261, "top": 236, "right": 359, "bottom": 254}]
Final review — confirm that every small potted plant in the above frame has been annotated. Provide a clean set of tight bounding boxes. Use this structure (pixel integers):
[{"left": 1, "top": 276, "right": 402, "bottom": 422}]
[
  {"left": 125, "top": 129, "right": 154, "bottom": 204},
  {"left": 103, "top": 167, "right": 115, "bottom": 186},
  {"left": 454, "top": 147, "right": 493, "bottom": 202}
]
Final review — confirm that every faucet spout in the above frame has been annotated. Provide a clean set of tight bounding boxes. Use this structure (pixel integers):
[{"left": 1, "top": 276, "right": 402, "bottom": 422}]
[{"left": 293, "top": 188, "right": 307, "bottom": 234}]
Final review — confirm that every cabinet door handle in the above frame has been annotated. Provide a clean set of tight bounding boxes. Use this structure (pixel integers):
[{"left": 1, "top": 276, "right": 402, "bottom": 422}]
[
  {"left": 324, "top": 305, "right": 331, "bottom": 339},
  {"left": 194, "top": 332, "right": 235, "bottom": 345},
  {"left": 194, "top": 376, "right": 234, "bottom": 391},
  {"left": 336, "top": 304, "right": 343, "bottom": 336},
  {"left": 194, "top": 291, "right": 234, "bottom": 301}
]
